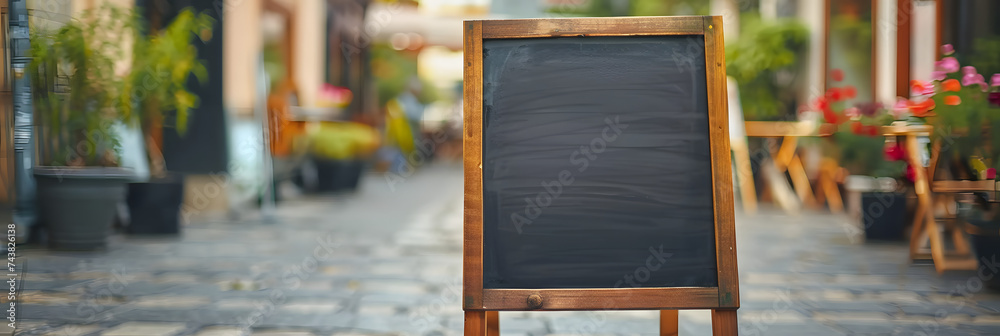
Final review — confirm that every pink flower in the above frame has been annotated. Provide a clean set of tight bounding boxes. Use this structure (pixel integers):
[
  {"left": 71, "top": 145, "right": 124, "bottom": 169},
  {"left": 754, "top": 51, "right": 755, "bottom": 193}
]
[
  {"left": 892, "top": 98, "right": 910, "bottom": 118},
  {"left": 942, "top": 44, "right": 955, "bottom": 55},
  {"left": 844, "top": 107, "right": 861, "bottom": 118},
  {"left": 931, "top": 71, "right": 947, "bottom": 81},
  {"left": 935, "top": 57, "right": 960, "bottom": 73},
  {"left": 963, "top": 73, "right": 987, "bottom": 88},
  {"left": 963, "top": 66, "right": 979, "bottom": 76},
  {"left": 992, "top": 74, "right": 1000, "bottom": 87}
]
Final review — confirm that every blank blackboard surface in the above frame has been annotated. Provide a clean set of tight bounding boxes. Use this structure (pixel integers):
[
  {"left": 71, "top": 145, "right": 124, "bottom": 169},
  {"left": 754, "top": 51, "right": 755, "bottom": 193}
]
[{"left": 482, "top": 36, "right": 717, "bottom": 289}]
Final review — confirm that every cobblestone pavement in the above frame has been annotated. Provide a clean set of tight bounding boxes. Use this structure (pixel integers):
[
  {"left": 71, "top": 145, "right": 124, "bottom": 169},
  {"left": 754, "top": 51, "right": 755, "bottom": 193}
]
[{"left": 7, "top": 163, "right": 1000, "bottom": 335}]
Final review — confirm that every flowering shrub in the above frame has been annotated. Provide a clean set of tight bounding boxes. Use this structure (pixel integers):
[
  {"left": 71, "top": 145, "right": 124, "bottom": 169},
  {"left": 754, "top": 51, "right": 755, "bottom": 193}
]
[
  {"left": 914, "top": 45, "right": 1000, "bottom": 170},
  {"left": 808, "top": 70, "right": 902, "bottom": 177}
]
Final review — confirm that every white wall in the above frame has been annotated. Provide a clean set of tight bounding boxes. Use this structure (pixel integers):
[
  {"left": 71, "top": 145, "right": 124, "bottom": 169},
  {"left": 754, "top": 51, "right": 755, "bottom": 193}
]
[
  {"left": 293, "top": 0, "right": 327, "bottom": 108},
  {"left": 911, "top": 0, "right": 938, "bottom": 87},
  {"left": 797, "top": 0, "right": 826, "bottom": 105},
  {"left": 224, "top": 0, "right": 263, "bottom": 113},
  {"left": 875, "top": 0, "right": 898, "bottom": 105}
]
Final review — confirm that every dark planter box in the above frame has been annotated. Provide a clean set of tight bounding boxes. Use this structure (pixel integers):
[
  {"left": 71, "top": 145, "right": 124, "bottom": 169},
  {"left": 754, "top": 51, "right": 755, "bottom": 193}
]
[
  {"left": 126, "top": 174, "right": 185, "bottom": 235},
  {"left": 314, "top": 159, "right": 363, "bottom": 192},
  {"left": 34, "top": 167, "right": 132, "bottom": 250},
  {"left": 964, "top": 202, "right": 1000, "bottom": 288},
  {"left": 861, "top": 192, "right": 907, "bottom": 241},
  {"left": 971, "top": 234, "right": 1000, "bottom": 288}
]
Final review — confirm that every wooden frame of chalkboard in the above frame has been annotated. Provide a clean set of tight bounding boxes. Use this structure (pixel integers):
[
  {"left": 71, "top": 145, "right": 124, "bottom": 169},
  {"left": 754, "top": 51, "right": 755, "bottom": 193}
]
[{"left": 464, "top": 16, "right": 738, "bottom": 334}]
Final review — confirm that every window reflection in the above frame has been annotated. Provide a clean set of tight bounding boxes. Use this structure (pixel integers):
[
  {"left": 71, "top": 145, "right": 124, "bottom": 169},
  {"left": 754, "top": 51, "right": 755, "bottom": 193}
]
[{"left": 827, "top": 0, "right": 873, "bottom": 104}]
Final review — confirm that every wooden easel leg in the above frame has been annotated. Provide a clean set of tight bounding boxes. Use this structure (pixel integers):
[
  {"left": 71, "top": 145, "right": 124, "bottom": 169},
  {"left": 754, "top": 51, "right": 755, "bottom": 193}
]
[
  {"left": 711, "top": 309, "right": 738, "bottom": 336},
  {"left": 660, "top": 310, "right": 678, "bottom": 336},
  {"left": 465, "top": 311, "right": 486, "bottom": 336},
  {"left": 486, "top": 311, "right": 499, "bottom": 335}
]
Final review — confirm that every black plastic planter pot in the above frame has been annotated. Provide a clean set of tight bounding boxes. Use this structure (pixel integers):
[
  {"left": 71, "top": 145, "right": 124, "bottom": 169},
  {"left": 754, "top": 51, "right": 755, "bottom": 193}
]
[
  {"left": 34, "top": 167, "right": 133, "bottom": 250},
  {"left": 861, "top": 192, "right": 907, "bottom": 240},
  {"left": 312, "top": 159, "right": 363, "bottom": 192},
  {"left": 335, "top": 160, "right": 364, "bottom": 191},
  {"left": 126, "top": 174, "right": 184, "bottom": 235},
  {"left": 959, "top": 202, "right": 1000, "bottom": 288}
]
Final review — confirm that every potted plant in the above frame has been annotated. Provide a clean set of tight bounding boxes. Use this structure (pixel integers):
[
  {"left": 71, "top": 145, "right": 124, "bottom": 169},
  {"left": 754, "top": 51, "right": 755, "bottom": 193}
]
[
  {"left": 810, "top": 70, "right": 908, "bottom": 240},
  {"left": 911, "top": 44, "right": 1000, "bottom": 278},
  {"left": 29, "top": 5, "right": 136, "bottom": 249},
  {"left": 296, "top": 122, "right": 379, "bottom": 193},
  {"left": 119, "top": 7, "right": 213, "bottom": 235}
]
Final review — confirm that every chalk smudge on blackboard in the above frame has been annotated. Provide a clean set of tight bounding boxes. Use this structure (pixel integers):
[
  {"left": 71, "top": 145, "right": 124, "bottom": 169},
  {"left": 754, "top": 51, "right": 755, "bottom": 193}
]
[{"left": 510, "top": 115, "right": 629, "bottom": 234}]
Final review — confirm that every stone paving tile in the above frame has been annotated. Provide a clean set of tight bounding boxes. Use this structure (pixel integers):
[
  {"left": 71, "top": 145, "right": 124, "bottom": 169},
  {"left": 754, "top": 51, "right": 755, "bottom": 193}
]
[
  {"left": 250, "top": 329, "right": 316, "bottom": 336},
  {"left": 738, "top": 323, "right": 843, "bottom": 336},
  {"left": 16, "top": 167, "right": 1000, "bottom": 335},
  {"left": 101, "top": 322, "right": 187, "bottom": 336},
  {"left": 40, "top": 324, "right": 101, "bottom": 336},
  {"left": 132, "top": 295, "right": 211, "bottom": 309},
  {"left": 191, "top": 326, "right": 250, "bottom": 336},
  {"left": 4, "top": 320, "right": 48, "bottom": 335}
]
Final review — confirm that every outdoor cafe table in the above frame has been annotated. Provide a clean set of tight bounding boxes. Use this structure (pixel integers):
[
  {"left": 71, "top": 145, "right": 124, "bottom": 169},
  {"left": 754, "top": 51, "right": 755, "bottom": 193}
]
[{"left": 882, "top": 124, "right": 978, "bottom": 272}]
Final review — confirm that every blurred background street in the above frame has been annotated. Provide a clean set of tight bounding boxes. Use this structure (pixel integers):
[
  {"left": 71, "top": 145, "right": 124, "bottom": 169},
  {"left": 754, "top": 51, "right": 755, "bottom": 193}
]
[
  {"left": 1, "top": 0, "right": 1000, "bottom": 335},
  {"left": 7, "top": 164, "right": 1000, "bottom": 335}
]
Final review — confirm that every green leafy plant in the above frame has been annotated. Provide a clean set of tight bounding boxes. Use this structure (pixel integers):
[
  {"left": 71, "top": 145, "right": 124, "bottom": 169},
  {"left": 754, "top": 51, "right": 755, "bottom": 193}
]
[
  {"left": 29, "top": 4, "right": 133, "bottom": 167},
  {"left": 906, "top": 45, "right": 1000, "bottom": 169},
  {"left": 726, "top": 14, "right": 809, "bottom": 120},
  {"left": 30, "top": 4, "right": 213, "bottom": 172},
  {"left": 810, "top": 70, "right": 903, "bottom": 177},
  {"left": 120, "top": 8, "right": 214, "bottom": 176}
]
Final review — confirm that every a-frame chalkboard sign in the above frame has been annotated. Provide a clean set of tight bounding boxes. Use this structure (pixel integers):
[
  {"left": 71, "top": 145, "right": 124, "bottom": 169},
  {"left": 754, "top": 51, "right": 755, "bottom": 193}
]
[{"left": 463, "top": 16, "right": 738, "bottom": 335}]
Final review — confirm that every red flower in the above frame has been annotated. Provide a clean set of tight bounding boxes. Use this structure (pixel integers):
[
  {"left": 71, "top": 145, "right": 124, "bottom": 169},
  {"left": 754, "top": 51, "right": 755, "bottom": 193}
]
[
  {"left": 850, "top": 121, "right": 863, "bottom": 135},
  {"left": 826, "top": 87, "right": 843, "bottom": 101},
  {"left": 866, "top": 125, "right": 879, "bottom": 137},
  {"left": 813, "top": 97, "right": 829, "bottom": 111},
  {"left": 905, "top": 164, "right": 916, "bottom": 182},
  {"left": 884, "top": 143, "right": 906, "bottom": 161},
  {"left": 843, "top": 86, "right": 857, "bottom": 99},
  {"left": 823, "top": 108, "right": 838, "bottom": 124},
  {"left": 990, "top": 92, "right": 1000, "bottom": 108},
  {"left": 831, "top": 69, "right": 845, "bottom": 82},
  {"left": 942, "top": 79, "right": 961, "bottom": 92},
  {"left": 909, "top": 99, "right": 936, "bottom": 118},
  {"left": 944, "top": 95, "right": 962, "bottom": 106},
  {"left": 911, "top": 80, "right": 935, "bottom": 96}
]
